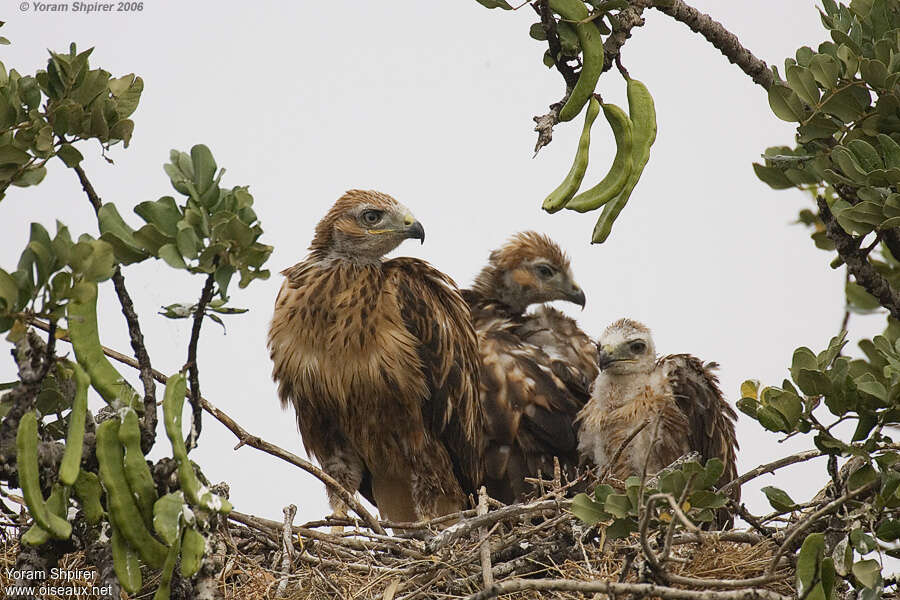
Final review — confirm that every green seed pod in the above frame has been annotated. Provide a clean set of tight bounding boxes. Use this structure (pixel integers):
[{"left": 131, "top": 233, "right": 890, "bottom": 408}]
[
  {"left": 163, "top": 372, "right": 232, "bottom": 513},
  {"left": 73, "top": 470, "right": 104, "bottom": 525},
  {"left": 590, "top": 78, "right": 658, "bottom": 243},
  {"left": 118, "top": 408, "right": 158, "bottom": 526},
  {"left": 543, "top": 97, "right": 601, "bottom": 213},
  {"left": 17, "top": 412, "right": 72, "bottom": 540},
  {"left": 566, "top": 101, "right": 634, "bottom": 212},
  {"left": 58, "top": 363, "right": 90, "bottom": 486},
  {"left": 96, "top": 419, "right": 168, "bottom": 569},
  {"left": 180, "top": 526, "right": 205, "bottom": 578},
  {"left": 153, "top": 532, "right": 182, "bottom": 600},
  {"left": 549, "top": 0, "right": 605, "bottom": 122},
  {"left": 21, "top": 484, "right": 70, "bottom": 546},
  {"left": 111, "top": 521, "right": 142, "bottom": 594},
  {"left": 67, "top": 281, "right": 142, "bottom": 411}
]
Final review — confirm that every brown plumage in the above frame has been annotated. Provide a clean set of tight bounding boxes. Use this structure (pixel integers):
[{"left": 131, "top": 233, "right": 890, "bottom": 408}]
[
  {"left": 267, "top": 190, "right": 484, "bottom": 522},
  {"left": 578, "top": 318, "right": 739, "bottom": 525},
  {"left": 462, "top": 232, "right": 597, "bottom": 503}
]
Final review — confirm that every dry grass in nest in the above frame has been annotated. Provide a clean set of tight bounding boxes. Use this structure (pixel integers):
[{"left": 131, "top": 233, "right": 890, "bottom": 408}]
[{"left": 2, "top": 495, "right": 794, "bottom": 600}]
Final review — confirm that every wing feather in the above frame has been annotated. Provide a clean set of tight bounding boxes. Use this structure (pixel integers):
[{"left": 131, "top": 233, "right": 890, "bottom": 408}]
[
  {"left": 385, "top": 257, "right": 484, "bottom": 497},
  {"left": 662, "top": 354, "right": 740, "bottom": 498}
]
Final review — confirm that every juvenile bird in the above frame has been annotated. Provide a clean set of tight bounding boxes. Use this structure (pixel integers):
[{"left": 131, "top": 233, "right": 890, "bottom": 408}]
[
  {"left": 577, "top": 318, "right": 739, "bottom": 524},
  {"left": 463, "top": 231, "right": 597, "bottom": 503}
]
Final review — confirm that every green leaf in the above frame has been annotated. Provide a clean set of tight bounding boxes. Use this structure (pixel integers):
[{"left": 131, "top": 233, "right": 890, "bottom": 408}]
[
  {"left": 847, "top": 464, "right": 877, "bottom": 491},
  {"left": 69, "top": 239, "right": 115, "bottom": 282},
  {"left": 753, "top": 163, "right": 794, "bottom": 189},
  {"left": 56, "top": 143, "right": 83, "bottom": 168},
  {"left": 797, "top": 533, "right": 825, "bottom": 597},
  {"left": 474, "top": 0, "right": 513, "bottom": 8},
  {"left": 796, "top": 369, "right": 832, "bottom": 396},
  {"left": 852, "top": 559, "right": 881, "bottom": 589},
  {"left": 190, "top": 144, "right": 217, "bottom": 195},
  {"left": 134, "top": 196, "right": 182, "bottom": 237},
  {"left": 97, "top": 203, "right": 149, "bottom": 265},
  {"left": 757, "top": 405, "right": 791, "bottom": 432},
  {"left": 571, "top": 493, "right": 609, "bottom": 525},
  {"left": 688, "top": 490, "right": 727, "bottom": 509},
  {"left": 605, "top": 517, "right": 637, "bottom": 540},
  {"left": 604, "top": 494, "right": 632, "bottom": 518},
  {"left": 855, "top": 375, "right": 887, "bottom": 400},
  {"left": 762, "top": 486, "right": 797, "bottom": 512},
  {"left": 846, "top": 282, "right": 881, "bottom": 312},
  {"left": 0, "top": 268, "right": 19, "bottom": 312},
  {"left": 809, "top": 53, "right": 841, "bottom": 89},
  {"left": 11, "top": 166, "right": 46, "bottom": 187},
  {"left": 820, "top": 84, "right": 871, "bottom": 123},
  {"left": 158, "top": 244, "right": 187, "bottom": 270},
  {"left": 529, "top": 23, "right": 547, "bottom": 41},
  {"left": 0, "top": 145, "right": 30, "bottom": 165},
  {"left": 768, "top": 84, "right": 806, "bottom": 122},
  {"left": 847, "top": 139, "right": 883, "bottom": 172},
  {"left": 860, "top": 57, "right": 888, "bottom": 88},
  {"left": 876, "top": 519, "right": 900, "bottom": 541},
  {"left": 787, "top": 65, "right": 821, "bottom": 105},
  {"left": 114, "top": 75, "right": 142, "bottom": 119}
]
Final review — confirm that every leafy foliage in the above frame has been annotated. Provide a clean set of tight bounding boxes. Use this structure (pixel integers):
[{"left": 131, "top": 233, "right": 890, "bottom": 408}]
[
  {"left": 754, "top": 0, "right": 900, "bottom": 312},
  {"left": 572, "top": 458, "right": 729, "bottom": 540},
  {"left": 0, "top": 34, "right": 271, "bottom": 596}
]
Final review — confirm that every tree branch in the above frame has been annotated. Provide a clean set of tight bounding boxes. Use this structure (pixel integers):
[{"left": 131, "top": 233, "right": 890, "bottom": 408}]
[
  {"left": 817, "top": 196, "right": 900, "bottom": 320},
  {"left": 184, "top": 272, "right": 216, "bottom": 452},
  {"left": 465, "top": 578, "right": 791, "bottom": 600},
  {"left": 650, "top": 0, "right": 773, "bottom": 89},
  {"left": 110, "top": 267, "right": 157, "bottom": 452},
  {"left": 718, "top": 450, "right": 823, "bottom": 497}
]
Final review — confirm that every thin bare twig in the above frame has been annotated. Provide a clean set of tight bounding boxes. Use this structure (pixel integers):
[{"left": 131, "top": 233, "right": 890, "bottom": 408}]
[
  {"left": 275, "top": 504, "right": 297, "bottom": 598},
  {"left": 718, "top": 450, "right": 822, "bottom": 497},
  {"left": 184, "top": 271, "right": 216, "bottom": 452},
  {"left": 477, "top": 486, "right": 493, "bottom": 588}
]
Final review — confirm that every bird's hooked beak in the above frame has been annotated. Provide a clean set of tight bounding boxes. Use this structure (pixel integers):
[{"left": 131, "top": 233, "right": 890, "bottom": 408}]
[
  {"left": 596, "top": 344, "right": 622, "bottom": 370},
  {"left": 403, "top": 215, "right": 426, "bottom": 244},
  {"left": 568, "top": 286, "right": 586, "bottom": 309}
]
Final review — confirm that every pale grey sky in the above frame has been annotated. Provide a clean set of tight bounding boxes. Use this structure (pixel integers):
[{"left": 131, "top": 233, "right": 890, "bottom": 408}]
[{"left": 0, "top": 1, "right": 873, "bottom": 522}]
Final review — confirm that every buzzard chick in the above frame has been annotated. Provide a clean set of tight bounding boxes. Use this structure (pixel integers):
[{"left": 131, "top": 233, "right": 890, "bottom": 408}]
[
  {"left": 578, "top": 319, "right": 739, "bottom": 517},
  {"left": 463, "top": 231, "right": 597, "bottom": 503},
  {"left": 268, "top": 190, "right": 484, "bottom": 522}
]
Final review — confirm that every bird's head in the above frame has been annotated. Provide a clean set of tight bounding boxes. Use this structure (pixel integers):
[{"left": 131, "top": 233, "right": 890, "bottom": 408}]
[
  {"left": 309, "top": 190, "right": 425, "bottom": 262},
  {"left": 596, "top": 318, "right": 656, "bottom": 375},
  {"left": 473, "top": 231, "right": 585, "bottom": 313}
]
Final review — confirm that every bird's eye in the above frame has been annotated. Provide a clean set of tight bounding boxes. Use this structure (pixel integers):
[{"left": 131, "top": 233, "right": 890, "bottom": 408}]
[
  {"left": 535, "top": 264, "right": 555, "bottom": 279},
  {"left": 630, "top": 341, "right": 647, "bottom": 354},
  {"left": 361, "top": 210, "right": 383, "bottom": 226}
]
